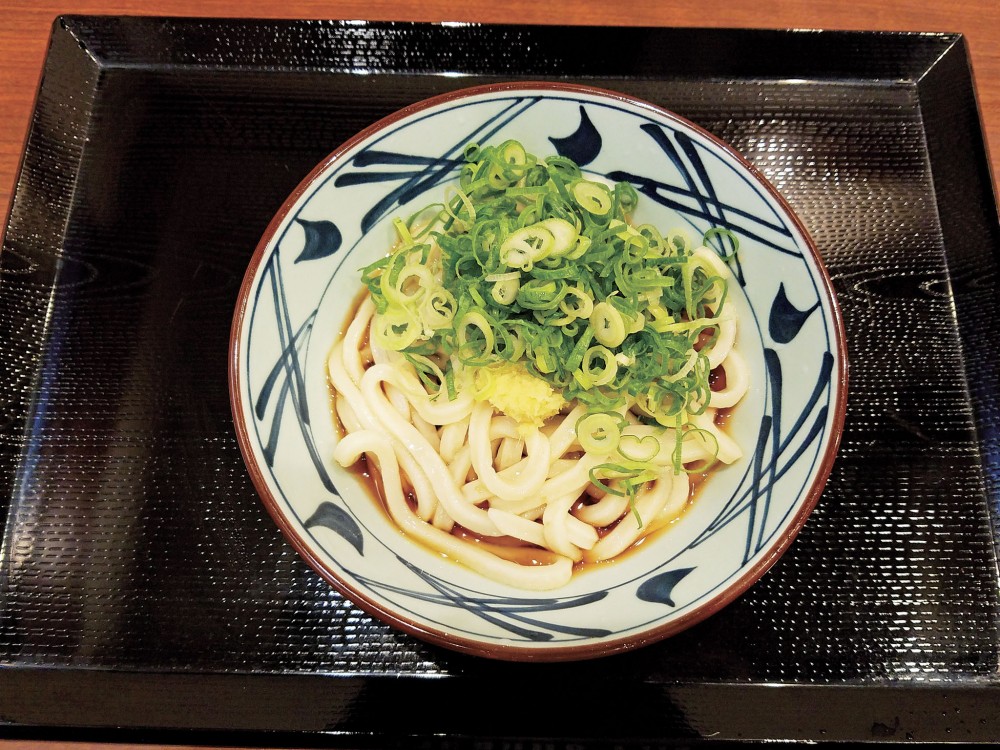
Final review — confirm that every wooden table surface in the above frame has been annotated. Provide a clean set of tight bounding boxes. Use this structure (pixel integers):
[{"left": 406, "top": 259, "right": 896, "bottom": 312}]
[{"left": 0, "top": 1, "right": 997, "bottom": 748}]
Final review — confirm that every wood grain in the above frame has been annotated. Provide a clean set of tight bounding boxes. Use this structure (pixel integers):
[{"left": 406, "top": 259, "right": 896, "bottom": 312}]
[{"left": 0, "top": 1, "right": 997, "bottom": 749}]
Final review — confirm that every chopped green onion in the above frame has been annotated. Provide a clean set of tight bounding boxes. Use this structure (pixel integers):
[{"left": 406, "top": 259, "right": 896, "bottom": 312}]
[
  {"left": 572, "top": 180, "right": 613, "bottom": 216},
  {"left": 618, "top": 433, "right": 662, "bottom": 463},
  {"left": 590, "top": 301, "right": 627, "bottom": 348},
  {"left": 576, "top": 412, "right": 625, "bottom": 454},
  {"left": 358, "top": 140, "right": 736, "bottom": 497},
  {"left": 371, "top": 305, "right": 421, "bottom": 350},
  {"left": 490, "top": 276, "right": 520, "bottom": 306},
  {"left": 581, "top": 345, "right": 618, "bottom": 387},
  {"left": 702, "top": 226, "right": 740, "bottom": 260}
]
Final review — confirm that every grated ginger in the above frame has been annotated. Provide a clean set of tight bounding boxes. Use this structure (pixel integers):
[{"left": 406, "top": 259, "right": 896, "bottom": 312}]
[{"left": 473, "top": 363, "right": 565, "bottom": 429}]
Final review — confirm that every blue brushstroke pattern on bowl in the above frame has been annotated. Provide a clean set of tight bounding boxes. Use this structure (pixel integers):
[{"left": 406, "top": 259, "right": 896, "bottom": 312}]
[{"left": 229, "top": 82, "right": 847, "bottom": 661}]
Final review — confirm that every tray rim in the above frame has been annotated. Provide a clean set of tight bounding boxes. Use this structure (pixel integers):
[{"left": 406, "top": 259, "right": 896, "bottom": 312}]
[
  {"left": 54, "top": 15, "right": 967, "bottom": 77},
  {"left": 2, "top": 15, "right": 999, "bottom": 745}
]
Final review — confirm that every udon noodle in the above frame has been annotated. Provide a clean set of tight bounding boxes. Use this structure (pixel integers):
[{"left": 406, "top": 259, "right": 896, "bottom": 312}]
[{"left": 327, "top": 141, "right": 749, "bottom": 590}]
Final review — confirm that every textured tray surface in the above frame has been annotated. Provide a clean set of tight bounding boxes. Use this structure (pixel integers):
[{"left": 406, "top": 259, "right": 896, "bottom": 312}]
[{"left": 1, "top": 17, "right": 999, "bottom": 745}]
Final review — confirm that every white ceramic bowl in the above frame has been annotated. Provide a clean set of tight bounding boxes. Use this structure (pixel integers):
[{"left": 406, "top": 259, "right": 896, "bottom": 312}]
[{"left": 230, "top": 82, "right": 848, "bottom": 661}]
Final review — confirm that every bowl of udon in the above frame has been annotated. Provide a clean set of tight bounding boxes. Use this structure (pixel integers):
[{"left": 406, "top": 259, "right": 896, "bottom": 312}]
[{"left": 230, "top": 82, "right": 848, "bottom": 661}]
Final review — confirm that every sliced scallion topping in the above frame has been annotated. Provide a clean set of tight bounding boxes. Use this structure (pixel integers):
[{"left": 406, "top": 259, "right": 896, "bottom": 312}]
[{"left": 359, "top": 139, "right": 734, "bottom": 514}]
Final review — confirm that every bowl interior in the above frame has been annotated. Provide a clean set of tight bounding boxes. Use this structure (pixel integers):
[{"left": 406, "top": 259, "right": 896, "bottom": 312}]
[{"left": 230, "top": 83, "right": 847, "bottom": 660}]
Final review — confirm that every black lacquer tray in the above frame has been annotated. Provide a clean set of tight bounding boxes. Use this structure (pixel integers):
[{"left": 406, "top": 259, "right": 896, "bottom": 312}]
[{"left": 2, "top": 16, "right": 999, "bottom": 746}]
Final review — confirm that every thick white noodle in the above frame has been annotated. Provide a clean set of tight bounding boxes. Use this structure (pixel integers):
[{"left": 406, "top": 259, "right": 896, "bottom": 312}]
[
  {"left": 382, "top": 381, "right": 412, "bottom": 421},
  {"left": 486, "top": 415, "right": 521, "bottom": 441},
  {"left": 334, "top": 395, "right": 363, "bottom": 435},
  {"left": 497, "top": 437, "right": 525, "bottom": 471},
  {"left": 342, "top": 296, "right": 375, "bottom": 383},
  {"left": 326, "top": 276, "right": 747, "bottom": 588},
  {"left": 705, "top": 315, "right": 737, "bottom": 370},
  {"left": 692, "top": 246, "right": 738, "bottom": 369},
  {"left": 584, "top": 472, "right": 688, "bottom": 562},
  {"left": 708, "top": 348, "right": 749, "bottom": 409},
  {"left": 360, "top": 364, "right": 501, "bottom": 536},
  {"left": 328, "top": 342, "right": 440, "bottom": 523},
  {"left": 438, "top": 418, "right": 469, "bottom": 463},
  {"left": 688, "top": 411, "right": 742, "bottom": 464},
  {"left": 565, "top": 514, "right": 599, "bottom": 550},
  {"left": 449, "top": 445, "right": 474, "bottom": 487},
  {"left": 573, "top": 491, "right": 629, "bottom": 527},
  {"left": 548, "top": 458, "right": 579, "bottom": 476},
  {"left": 371, "top": 362, "right": 476, "bottom": 426},
  {"left": 537, "top": 452, "right": 607, "bottom": 500},
  {"left": 652, "top": 471, "right": 691, "bottom": 526},
  {"left": 543, "top": 491, "right": 587, "bottom": 562},
  {"left": 487, "top": 507, "right": 547, "bottom": 547},
  {"left": 431, "top": 504, "right": 454, "bottom": 532},
  {"left": 334, "top": 432, "right": 573, "bottom": 590},
  {"left": 468, "top": 402, "right": 550, "bottom": 503},
  {"left": 409, "top": 406, "right": 440, "bottom": 451}
]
